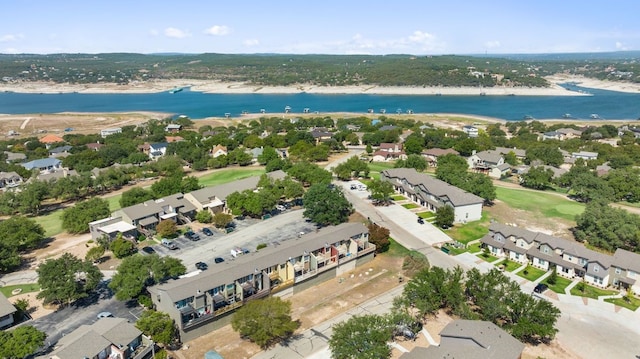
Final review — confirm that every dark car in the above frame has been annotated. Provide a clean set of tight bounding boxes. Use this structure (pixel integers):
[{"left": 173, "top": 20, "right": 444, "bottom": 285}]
[
  {"left": 202, "top": 227, "right": 214, "bottom": 236},
  {"left": 214, "top": 257, "right": 225, "bottom": 264},
  {"left": 417, "top": 217, "right": 425, "bottom": 224},
  {"left": 185, "top": 230, "right": 200, "bottom": 241},
  {"left": 141, "top": 246, "right": 155, "bottom": 255},
  {"left": 195, "top": 262, "right": 208, "bottom": 271},
  {"left": 533, "top": 283, "right": 548, "bottom": 294}
]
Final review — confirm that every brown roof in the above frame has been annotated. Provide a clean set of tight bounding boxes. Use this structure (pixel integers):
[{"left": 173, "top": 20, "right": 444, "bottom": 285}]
[
  {"left": 39, "top": 134, "right": 65, "bottom": 144},
  {"left": 423, "top": 148, "right": 459, "bottom": 157}
]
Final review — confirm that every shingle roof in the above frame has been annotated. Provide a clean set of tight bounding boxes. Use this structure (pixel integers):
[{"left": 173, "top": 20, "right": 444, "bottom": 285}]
[
  {"left": 151, "top": 222, "right": 367, "bottom": 302},
  {"left": 120, "top": 200, "right": 163, "bottom": 221},
  {"left": 39, "top": 134, "right": 64, "bottom": 144},
  {"left": 91, "top": 317, "right": 142, "bottom": 348},
  {"left": 0, "top": 292, "right": 16, "bottom": 318},
  {"left": 613, "top": 249, "right": 640, "bottom": 273},
  {"left": 495, "top": 147, "right": 526, "bottom": 158},
  {"left": 51, "top": 318, "right": 141, "bottom": 359},
  {"left": 422, "top": 148, "right": 459, "bottom": 157},
  {"left": 489, "top": 223, "right": 538, "bottom": 243},
  {"left": 382, "top": 168, "right": 483, "bottom": 206},
  {"left": 49, "top": 145, "right": 72, "bottom": 154},
  {"left": 474, "top": 150, "right": 504, "bottom": 164},
  {"left": 21, "top": 157, "right": 61, "bottom": 170}
]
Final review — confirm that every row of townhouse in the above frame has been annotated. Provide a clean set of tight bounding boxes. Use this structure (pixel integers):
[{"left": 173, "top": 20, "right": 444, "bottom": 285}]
[
  {"left": 481, "top": 223, "right": 640, "bottom": 293},
  {"left": 380, "top": 168, "right": 484, "bottom": 223},
  {"left": 89, "top": 170, "right": 288, "bottom": 240},
  {"left": 148, "top": 222, "right": 376, "bottom": 341}
]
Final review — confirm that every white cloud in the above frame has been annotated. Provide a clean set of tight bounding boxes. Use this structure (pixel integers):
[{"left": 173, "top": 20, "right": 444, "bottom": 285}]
[
  {"left": 149, "top": 29, "right": 159, "bottom": 36},
  {"left": 243, "top": 39, "right": 259, "bottom": 46},
  {"left": 0, "top": 34, "right": 24, "bottom": 42},
  {"left": 485, "top": 40, "right": 501, "bottom": 49},
  {"left": 203, "top": 25, "right": 230, "bottom": 36},
  {"left": 615, "top": 41, "right": 628, "bottom": 50},
  {"left": 164, "top": 27, "right": 191, "bottom": 39},
  {"left": 3, "top": 47, "right": 18, "bottom": 54}
]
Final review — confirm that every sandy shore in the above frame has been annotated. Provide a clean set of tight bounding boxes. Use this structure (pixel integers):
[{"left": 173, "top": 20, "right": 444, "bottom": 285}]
[
  {"left": 547, "top": 75, "right": 640, "bottom": 94},
  {"left": 0, "top": 78, "right": 587, "bottom": 96}
]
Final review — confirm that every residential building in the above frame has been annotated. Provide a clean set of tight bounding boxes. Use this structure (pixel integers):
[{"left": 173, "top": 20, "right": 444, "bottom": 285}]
[
  {"left": 467, "top": 150, "right": 509, "bottom": 179},
  {"left": 100, "top": 127, "right": 122, "bottom": 138},
  {"left": 310, "top": 127, "right": 333, "bottom": 143},
  {"left": 572, "top": 151, "right": 598, "bottom": 160},
  {"left": 495, "top": 147, "right": 526, "bottom": 161},
  {"left": 422, "top": 148, "right": 459, "bottom": 167},
  {"left": 185, "top": 170, "right": 287, "bottom": 213},
  {"left": 542, "top": 131, "right": 563, "bottom": 141},
  {"left": 557, "top": 128, "right": 583, "bottom": 139},
  {"left": 400, "top": 320, "right": 524, "bottom": 359},
  {"left": 165, "top": 124, "right": 182, "bottom": 133},
  {"left": 148, "top": 142, "right": 168, "bottom": 160},
  {"left": 211, "top": 144, "right": 228, "bottom": 158},
  {"left": 48, "top": 145, "right": 72, "bottom": 158},
  {"left": 381, "top": 168, "right": 483, "bottom": 223},
  {"left": 86, "top": 142, "right": 104, "bottom": 151},
  {"left": 88, "top": 217, "right": 138, "bottom": 240},
  {"left": 21, "top": 157, "right": 62, "bottom": 173},
  {"left": 4, "top": 151, "right": 26, "bottom": 163},
  {"left": 0, "top": 171, "right": 22, "bottom": 190},
  {"left": 612, "top": 248, "right": 640, "bottom": 294},
  {"left": 39, "top": 134, "right": 65, "bottom": 148},
  {"left": 0, "top": 292, "right": 16, "bottom": 329},
  {"left": 112, "top": 200, "right": 164, "bottom": 233},
  {"left": 372, "top": 143, "right": 407, "bottom": 162},
  {"left": 149, "top": 222, "right": 375, "bottom": 341},
  {"left": 49, "top": 317, "right": 153, "bottom": 359},
  {"left": 462, "top": 125, "right": 478, "bottom": 137},
  {"left": 37, "top": 168, "right": 78, "bottom": 182}
]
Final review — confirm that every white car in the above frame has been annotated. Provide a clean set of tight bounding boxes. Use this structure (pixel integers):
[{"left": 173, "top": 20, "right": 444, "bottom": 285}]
[{"left": 97, "top": 311, "right": 114, "bottom": 319}]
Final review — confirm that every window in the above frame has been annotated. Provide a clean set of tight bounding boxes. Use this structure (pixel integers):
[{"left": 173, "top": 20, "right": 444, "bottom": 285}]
[
  {"left": 594, "top": 265, "right": 599, "bottom": 273},
  {"left": 542, "top": 246, "right": 549, "bottom": 254},
  {"left": 615, "top": 267, "right": 622, "bottom": 274},
  {"left": 539, "top": 259, "right": 546, "bottom": 266}
]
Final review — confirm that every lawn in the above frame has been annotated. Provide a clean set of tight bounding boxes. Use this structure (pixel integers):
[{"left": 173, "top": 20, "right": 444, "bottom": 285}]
[
  {"left": 605, "top": 296, "right": 640, "bottom": 311},
  {"left": 368, "top": 162, "right": 396, "bottom": 175},
  {"left": 496, "top": 187, "right": 585, "bottom": 222},
  {"left": 385, "top": 238, "right": 411, "bottom": 258},
  {"left": 391, "top": 195, "right": 406, "bottom": 201},
  {"left": 495, "top": 259, "right": 522, "bottom": 272},
  {"left": 199, "top": 168, "right": 265, "bottom": 187},
  {"left": 570, "top": 283, "right": 619, "bottom": 299},
  {"left": 0, "top": 283, "right": 41, "bottom": 298},
  {"left": 416, "top": 211, "right": 436, "bottom": 219},
  {"left": 402, "top": 203, "right": 419, "bottom": 209},
  {"left": 106, "top": 193, "right": 123, "bottom": 211},
  {"left": 468, "top": 242, "right": 482, "bottom": 253},
  {"left": 544, "top": 276, "right": 573, "bottom": 294},
  {"left": 35, "top": 210, "right": 64, "bottom": 237},
  {"left": 516, "top": 265, "right": 547, "bottom": 282},
  {"left": 477, "top": 252, "right": 498, "bottom": 263},
  {"left": 446, "top": 212, "right": 490, "bottom": 244},
  {"left": 442, "top": 242, "right": 468, "bottom": 256}
]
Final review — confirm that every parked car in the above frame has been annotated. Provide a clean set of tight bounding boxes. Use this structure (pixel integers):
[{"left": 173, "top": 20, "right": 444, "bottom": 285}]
[
  {"left": 195, "top": 262, "right": 208, "bottom": 271},
  {"left": 185, "top": 230, "right": 200, "bottom": 241},
  {"left": 202, "top": 227, "right": 214, "bottom": 236},
  {"left": 417, "top": 217, "right": 425, "bottom": 224},
  {"left": 350, "top": 184, "right": 357, "bottom": 190},
  {"left": 214, "top": 257, "right": 225, "bottom": 264},
  {"left": 533, "top": 283, "right": 548, "bottom": 294},
  {"left": 141, "top": 246, "right": 155, "bottom": 254},
  {"left": 161, "top": 239, "right": 178, "bottom": 250},
  {"left": 276, "top": 204, "right": 287, "bottom": 211},
  {"left": 97, "top": 311, "right": 114, "bottom": 319}
]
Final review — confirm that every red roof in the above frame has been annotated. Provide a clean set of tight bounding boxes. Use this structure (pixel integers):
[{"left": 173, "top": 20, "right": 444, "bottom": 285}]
[{"left": 39, "top": 134, "right": 65, "bottom": 144}]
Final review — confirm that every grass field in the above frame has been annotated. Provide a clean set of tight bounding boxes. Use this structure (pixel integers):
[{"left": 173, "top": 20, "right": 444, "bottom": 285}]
[
  {"left": 402, "top": 203, "right": 419, "bottom": 209},
  {"left": 496, "top": 187, "right": 585, "bottom": 222},
  {"left": 516, "top": 265, "right": 547, "bottom": 281},
  {"left": 446, "top": 212, "right": 491, "bottom": 244},
  {"left": 199, "top": 168, "right": 265, "bottom": 187},
  {"left": 605, "top": 296, "right": 640, "bottom": 311},
  {"left": 385, "top": 238, "right": 411, "bottom": 257},
  {"left": 477, "top": 252, "right": 498, "bottom": 263},
  {"left": 0, "top": 283, "right": 41, "bottom": 298},
  {"left": 368, "top": 162, "right": 396, "bottom": 175},
  {"left": 496, "top": 259, "right": 522, "bottom": 272},
  {"left": 544, "top": 276, "right": 573, "bottom": 294},
  {"left": 416, "top": 211, "right": 436, "bottom": 219},
  {"left": 106, "top": 194, "right": 123, "bottom": 211},
  {"left": 468, "top": 242, "right": 482, "bottom": 253},
  {"left": 36, "top": 210, "right": 64, "bottom": 237},
  {"left": 570, "top": 283, "right": 619, "bottom": 299},
  {"left": 391, "top": 195, "right": 406, "bottom": 201}
]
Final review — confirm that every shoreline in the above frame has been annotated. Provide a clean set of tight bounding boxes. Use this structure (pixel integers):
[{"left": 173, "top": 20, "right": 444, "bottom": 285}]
[{"left": 0, "top": 79, "right": 590, "bottom": 96}]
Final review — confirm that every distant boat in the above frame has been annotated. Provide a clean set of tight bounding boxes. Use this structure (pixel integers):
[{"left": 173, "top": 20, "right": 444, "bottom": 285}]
[
  {"left": 367, "top": 108, "right": 374, "bottom": 114},
  {"left": 169, "top": 87, "right": 184, "bottom": 94},
  {"left": 406, "top": 109, "right": 414, "bottom": 114},
  {"left": 284, "top": 105, "right": 291, "bottom": 113},
  {"left": 523, "top": 115, "right": 534, "bottom": 120},
  {"left": 396, "top": 108, "right": 402, "bottom": 114},
  {"left": 380, "top": 109, "right": 386, "bottom": 114},
  {"left": 303, "top": 108, "right": 310, "bottom": 113},
  {"left": 590, "top": 114, "right": 601, "bottom": 119},
  {"left": 562, "top": 113, "right": 572, "bottom": 119}
]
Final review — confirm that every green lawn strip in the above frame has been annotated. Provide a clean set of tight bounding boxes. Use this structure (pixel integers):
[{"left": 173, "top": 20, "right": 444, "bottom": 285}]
[
  {"left": 0, "top": 283, "right": 41, "bottom": 298},
  {"left": 36, "top": 210, "right": 64, "bottom": 237},
  {"left": 402, "top": 203, "right": 419, "bottom": 209},
  {"left": 442, "top": 243, "right": 468, "bottom": 256},
  {"left": 385, "top": 238, "right": 411, "bottom": 258},
  {"left": 495, "top": 187, "right": 584, "bottom": 222},
  {"left": 416, "top": 211, "right": 435, "bottom": 219},
  {"left": 570, "top": 283, "right": 619, "bottom": 299},
  {"left": 105, "top": 194, "right": 123, "bottom": 211},
  {"left": 604, "top": 296, "right": 640, "bottom": 311},
  {"left": 446, "top": 212, "right": 491, "bottom": 244},
  {"left": 543, "top": 276, "right": 573, "bottom": 294},
  {"left": 198, "top": 168, "right": 265, "bottom": 187},
  {"left": 391, "top": 195, "right": 406, "bottom": 201},
  {"left": 477, "top": 252, "right": 498, "bottom": 263},
  {"left": 516, "top": 265, "right": 547, "bottom": 281},
  {"left": 368, "top": 162, "right": 396, "bottom": 174},
  {"left": 495, "top": 259, "right": 522, "bottom": 272},
  {"left": 467, "top": 242, "right": 482, "bottom": 253}
]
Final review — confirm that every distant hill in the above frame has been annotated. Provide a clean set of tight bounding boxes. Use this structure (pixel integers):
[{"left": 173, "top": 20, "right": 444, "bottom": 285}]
[{"left": 0, "top": 52, "right": 637, "bottom": 87}]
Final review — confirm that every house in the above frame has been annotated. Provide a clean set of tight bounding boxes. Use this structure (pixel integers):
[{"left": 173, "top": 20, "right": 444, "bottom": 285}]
[
  {"left": 618, "top": 125, "right": 640, "bottom": 139},
  {"left": 149, "top": 222, "right": 375, "bottom": 341},
  {"left": 572, "top": 151, "right": 598, "bottom": 161},
  {"left": 37, "top": 168, "right": 78, "bottom": 182},
  {"left": 495, "top": 147, "right": 526, "bottom": 161},
  {"left": 400, "top": 320, "right": 524, "bottom": 359},
  {"left": 310, "top": 127, "right": 333, "bottom": 143},
  {"left": 379, "top": 125, "right": 399, "bottom": 132},
  {"left": 467, "top": 150, "right": 507, "bottom": 178},
  {"left": 86, "top": 142, "right": 104, "bottom": 151},
  {"left": 249, "top": 147, "right": 264, "bottom": 162},
  {"left": 154, "top": 193, "right": 198, "bottom": 222},
  {"left": 39, "top": 134, "right": 65, "bottom": 148},
  {"left": 542, "top": 131, "right": 563, "bottom": 141},
  {"left": 4, "top": 151, "right": 26, "bottom": 163},
  {"left": 372, "top": 143, "right": 407, "bottom": 162},
  {"left": 137, "top": 143, "right": 151, "bottom": 154},
  {"left": 185, "top": 170, "right": 287, "bottom": 213},
  {"left": 112, "top": 200, "right": 165, "bottom": 232},
  {"left": 462, "top": 125, "right": 478, "bottom": 138},
  {"left": 49, "top": 317, "right": 153, "bottom": 359},
  {"left": 0, "top": 292, "right": 16, "bottom": 329},
  {"left": 48, "top": 145, "right": 73, "bottom": 158},
  {"left": 557, "top": 128, "right": 583, "bottom": 139},
  {"left": 422, "top": 148, "right": 459, "bottom": 167},
  {"left": 165, "top": 124, "right": 182, "bottom": 133},
  {"left": 517, "top": 165, "right": 567, "bottom": 181},
  {"left": 596, "top": 163, "right": 611, "bottom": 176},
  {"left": 100, "top": 127, "right": 122, "bottom": 138},
  {"left": 211, "top": 144, "right": 228, "bottom": 158},
  {"left": 381, "top": 168, "right": 483, "bottom": 223},
  {"left": 611, "top": 248, "right": 640, "bottom": 294},
  {"left": 0, "top": 171, "right": 22, "bottom": 190},
  {"left": 148, "top": 142, "right": 168, "bottom": 160},
  {"left": 88, "top": 217, "right": 138, "bottom": 240},
  {"left": 21, "top": 157, "right": 62, "bottom": 173}
]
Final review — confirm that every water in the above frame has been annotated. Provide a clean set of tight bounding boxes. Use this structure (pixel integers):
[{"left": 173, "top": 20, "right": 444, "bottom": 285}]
[{"left": 0, "top": 84, "right": 638, "bottom": 121}]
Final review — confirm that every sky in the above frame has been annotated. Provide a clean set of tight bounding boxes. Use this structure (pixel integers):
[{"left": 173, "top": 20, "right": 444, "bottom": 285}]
[{"left": 1, "top": 0, "right": 639, "bottom": 55}]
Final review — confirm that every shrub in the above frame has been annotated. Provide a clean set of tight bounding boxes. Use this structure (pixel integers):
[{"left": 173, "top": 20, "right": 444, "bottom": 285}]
[
  {"left": 110, "top": 238, "right": 136, "bottom": 259},
  {"left": 156, "top": 220, "right": 178, "bottom": 237},
  {"left": 256, "top": 243, "right": 267, "bottom": 251},
  {"left": 196, "top": 210, "right": 213, "bottom": 224}
]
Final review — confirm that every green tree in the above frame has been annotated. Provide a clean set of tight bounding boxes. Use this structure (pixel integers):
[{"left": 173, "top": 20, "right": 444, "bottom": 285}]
[
  {"left": 109, "top": 254, "right": 186, "bottom": 301},
  {"left": 435, "top": 154, "right": 468, "bottom": 186},
  {"left": 0, "top": 325, "right": 46, "bottom": 359},
  {"left": 62, "top": 197, "right": 111, "bottom": 234},
  {"left": 156, "top": 220, "right": 178, "bottom": 237},
  {"left": 110, "top": 237, "right": 136, "bottom": 259},
  {"left": 434, "top": 205, "right": 455, "bottom": 228},
  {"left": 120, "top": 187, "right": 154, "bottom": 207},
  {"left": 85, "top": 245, "right": 105, "bottom": 263},
  {"left": 135, "top": 310, "right": 176, "bottom": 345},
  {"left": 303, "top": 184, "right": 352, "bottom": 225},
  {"left": 257, "top": 146, "right": 280, "bottom": 165},
  {"left": 151, "top": 176, "right": 182, "bottom": 198},
  {"left": 287, "top": 161, "right": 332, "bottom": 186},
  {"left": 520, "top": 166, "right": 554, "bottom": 190},
  {"left": 213, "top": 212, "right": 233, "bottom": 228},
  {"left": 402, "top": 251, "right": 430, "bottom": 277},
  {"left": 196, "top": 210, "right": 213, "bottom": 223},
  {"left": 231, "top": 296, "right": 299, "bottom": 349},
  {"left": 37, "top": 253, "right": 103, "bottom": 306},
  {"left": 368, "top": 178, "right": 395, "bottom": 205},
  {"left": 0, "top": 216, "right": 45, "bottom": 252},
  {"left": 403, "top": 134, "right": 425, "bottom": 155},
  {"left": 367, "top": 223, "right": 390, "bottom": 253},
  {"left": 328, "top": 314, "right": 392, "bottom": 359}
]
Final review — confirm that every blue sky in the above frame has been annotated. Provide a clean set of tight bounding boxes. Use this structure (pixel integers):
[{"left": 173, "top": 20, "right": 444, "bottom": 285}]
[{"left": 1, "top": 0, "right": 639, "bottom": 55}]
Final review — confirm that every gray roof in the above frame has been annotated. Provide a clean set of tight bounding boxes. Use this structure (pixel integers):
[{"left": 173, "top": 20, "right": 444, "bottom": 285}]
[
  {"left": 495, "top": 147, "right": 526, "bottom": 158},
  {"left": 496, "top": 163, "right": 511, "bottom": 171},
  {"left": 422, "top": 148, "right": 459, "bottom": 157},
  {"left": 489, "top": 223, "right": 537, "bottom": 244},
  {"left": 613, "top": 248, "right": 640, "bottom": 273},
  {"left": 21, "top": 157, "right": 61, "bottom": 170},
  {"left": 151, "top": 222, "right": 367, "bottom": 302},
  {"left": 544, "top": 131, "right": 562, "bottom": 137},
  {"left": 400, "top": 320, "right": 524, "bottom": 359},
  {"left": 0, "top": 171, "right": 21, "bottom": 181},
  {"left": 188, "top": 170, "right": 287, "bottom": 204},
  {"left": 557, "top": 128, "right": 583, "bottom": 136},
  {"left": 52, "top": 318, "right": 141, "bottom": 359},
  {"left": 156, "top": 193, "right": 197, "bottom": 214},
  {"left": 382, "top": 168, "right": 484, "bottom": 207},
  {"left": 4, "top": 151, "right": 26, "bottom": 162},
  {"left": 120, "top": 200, "right": 163, "bottom": 221},
  {"left": 37, "top": 169, "right": 78, "bottom": 181},
  {"left": 474, "top": 150, "right": 503, "bottom": 165},
  {"left": 0, "top": 292, "right": 16, "bottom": 318},
  {"left": 49, "top": 145, "right": 72, "bottom": 154},
  {"left": 92, "top": 317, "right": 142, "bottom": 348}
]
